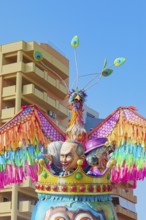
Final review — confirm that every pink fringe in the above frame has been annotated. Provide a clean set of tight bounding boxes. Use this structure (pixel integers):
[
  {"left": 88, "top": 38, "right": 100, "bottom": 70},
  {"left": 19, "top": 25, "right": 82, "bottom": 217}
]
[
  {"left": 111, "top": 164, "right": 146, "bottom": 188},
  {"left": 0, "top": 163, "right": 38, "bottom": 189}
]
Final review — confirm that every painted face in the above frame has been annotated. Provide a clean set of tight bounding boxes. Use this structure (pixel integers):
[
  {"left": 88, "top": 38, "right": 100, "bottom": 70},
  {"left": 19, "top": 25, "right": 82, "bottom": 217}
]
[
  {"left": 43, "top": 207, "right": 100, "bottom": 220},
  {"left": 60, "top": 142, "right": 81, "bottom": 172},
  {"left": 98, "top": 152, "right": 108, "bottom": 169}
]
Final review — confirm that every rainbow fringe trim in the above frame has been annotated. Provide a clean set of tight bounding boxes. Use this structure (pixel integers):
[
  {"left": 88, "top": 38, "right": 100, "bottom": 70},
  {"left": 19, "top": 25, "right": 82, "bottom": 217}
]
[
  {"left": 0, "top": 105, "right": 65, "bottom": 188},
  {"left": 88, "top": 106, "right": 146, "bottom": 185}
]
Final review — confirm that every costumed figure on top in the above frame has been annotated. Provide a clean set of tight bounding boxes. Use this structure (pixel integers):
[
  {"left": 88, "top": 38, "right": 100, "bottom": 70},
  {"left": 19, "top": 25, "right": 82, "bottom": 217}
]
[
  {"left": 85, "top": 138, "right": 115, "bottom": 176},
  {"left": 1, "top": 36, "right": 146, "bottom": 220}
]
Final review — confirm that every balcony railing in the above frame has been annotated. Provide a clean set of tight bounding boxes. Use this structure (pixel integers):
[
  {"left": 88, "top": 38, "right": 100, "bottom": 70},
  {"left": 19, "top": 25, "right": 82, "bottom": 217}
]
[
  {"left": 19, "top": 201, "right": 34, "bottom": 213},
  {"left": 1, "top": 62, "right": 24, "bottom": 74},
  {"left": 19, "top": 178, "right": 35, "bottom": 189},
  {"left": 2, "top": 85, "right": 16, "bottom": 97},
  {"left": 0, "top": 201, "right": 11, "bottom": 213},
  {"left": 1, "top": 62, "right": 67, "bottom": 98},
  {"left": 112, "top": 188, "right": 137, "bottom": 203},
  {"left": 23, "top": 84, "right": 68, "bottom": 119},
  {"left": 115, "top": 205, "right": 137, "bottom": 219},
  {"left": 25, "top": 63, "right": 67, "bottom": 98},
  {"left": 1, "top": 107, "right": 15, "bottom": 120}
]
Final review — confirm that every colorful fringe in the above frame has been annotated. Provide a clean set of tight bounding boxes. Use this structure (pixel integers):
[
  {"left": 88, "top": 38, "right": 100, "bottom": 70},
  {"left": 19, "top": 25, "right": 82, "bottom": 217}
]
[
  {"left": 0, "top": 144, "right": 40, "bottom": 188},
  {"left": 111, "top": 143, "right": 146, "bottom": 186},
  {"left": 0, "top": 105, "right": 65, "bottom": 188},
  {"left": 38, "top": 193, "right": 112, "bottom": 202},
  {"left": 88, "top": 106, "right": 146, "bottom": 184}
]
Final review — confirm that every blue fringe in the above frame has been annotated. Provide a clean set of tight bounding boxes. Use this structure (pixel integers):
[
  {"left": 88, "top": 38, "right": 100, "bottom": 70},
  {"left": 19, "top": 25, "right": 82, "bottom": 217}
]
[
  {"left": 113, "top": 143, "right": 146, "bottom": 160},
  {"left": 38, "top": 193, "right": 112, "bottom": 202}
]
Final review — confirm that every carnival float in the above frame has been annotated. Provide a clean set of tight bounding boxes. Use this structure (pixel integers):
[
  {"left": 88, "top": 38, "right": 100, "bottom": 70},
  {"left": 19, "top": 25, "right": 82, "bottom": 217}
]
[{"left": 0, "top": 36, "right": 146, "bottom": 220}]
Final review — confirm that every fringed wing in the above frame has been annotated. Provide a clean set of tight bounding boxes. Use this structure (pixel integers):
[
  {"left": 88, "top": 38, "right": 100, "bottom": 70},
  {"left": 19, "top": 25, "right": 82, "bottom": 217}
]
[
  {"left": 0, "top": 105, "right": 65, "bottom": 188},
  {"left": 88, "top": 106, "right": 146, "bottom": 185}
]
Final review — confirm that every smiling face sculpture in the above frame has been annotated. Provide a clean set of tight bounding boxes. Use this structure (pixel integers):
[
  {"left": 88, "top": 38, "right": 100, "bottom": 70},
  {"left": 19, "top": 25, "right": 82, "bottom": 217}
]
[
  {"left": 43, "top": 207, "right": 100, "bottom": 220},
  {"left": 32, "top": 199, "right": 117, "bottom": 220},
  {"left": 60, "top": 140, "right": 85, "bottom": 172},
  {"left": 31, "top": 137, "right": 118, "bottom": 220}
]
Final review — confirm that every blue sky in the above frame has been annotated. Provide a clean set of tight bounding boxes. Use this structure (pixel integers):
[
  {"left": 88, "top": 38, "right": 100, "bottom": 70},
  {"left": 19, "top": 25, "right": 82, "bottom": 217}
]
[{"left": 0, "top": 0, "right": 146, "bottom": 219}]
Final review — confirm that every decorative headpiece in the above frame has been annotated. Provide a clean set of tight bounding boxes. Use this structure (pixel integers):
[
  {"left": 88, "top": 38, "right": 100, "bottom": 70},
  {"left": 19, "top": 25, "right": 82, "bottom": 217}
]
[
  {"left": 35, "top": 159, "right": 113, "bottom": 197},
  {"left": 85, "top": 138, "right": 108, "bottom": 154}
]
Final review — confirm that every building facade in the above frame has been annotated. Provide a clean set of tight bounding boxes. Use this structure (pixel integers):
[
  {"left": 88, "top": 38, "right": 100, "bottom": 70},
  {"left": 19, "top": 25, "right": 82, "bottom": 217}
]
[
  {"left": 0, "top": 41, "right": 69, "bottom": 220},
  {"left": 0, "top": 41, "right": 69, "bottom": 131}
]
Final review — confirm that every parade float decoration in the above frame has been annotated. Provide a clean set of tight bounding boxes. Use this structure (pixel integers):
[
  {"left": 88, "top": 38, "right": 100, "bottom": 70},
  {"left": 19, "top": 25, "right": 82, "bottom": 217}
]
[{"left": 0, "top": 36, "right": 146, "bottom": 220}]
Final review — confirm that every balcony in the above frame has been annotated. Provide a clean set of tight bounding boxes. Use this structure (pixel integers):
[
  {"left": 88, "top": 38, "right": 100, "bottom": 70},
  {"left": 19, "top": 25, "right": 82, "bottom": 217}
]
[
  {"left": 18, "top": 201, "right": 34, "bottom": 219},
  {"left": 26, "top": 41, "right": 69, "bottom": 80},
  {"left": 113, "top": 188, "right": 137, "bottom": 203},
  {"left": 1, "top": 41, "right": 69, "bottom": 78},
  {"left": 115, "top": 205, "right": 137, "bottom": 219},
  {"left": 1, "top": 107, "right": 15, "bottom": 120},
  {"left": 23, "top": 84, "right": 68, "bottom": 119},
  {"left": 1, "top": 62, "right": 67, "bottom": 98},
  {"left": 2, "top": 85, "right": 16, "bottom": 98},
  {"left": 19, "top": 178, "right": 35, "bottom": 189},
  {"left": 19, "top": 201, "right": 34, "bottom": 213},
  {"left": 1, "top": 41, "right": 26, "bottom": 54},
  {"left": 0, "top": 200, "right": 33, "bottom": 219},
  {"left": 1, "top": 62, "right": 24, "bottom": 75},
  {"left": 24, "top": 63, "right": 67, "bottom": 98},
  {"left": 0, "top": 201, "right": 11, "bottom": 213}
]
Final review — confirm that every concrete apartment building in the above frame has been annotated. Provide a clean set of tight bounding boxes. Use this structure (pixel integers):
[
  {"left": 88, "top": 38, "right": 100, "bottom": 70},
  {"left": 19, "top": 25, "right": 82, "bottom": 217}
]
[
  {"left": 0, "top": 40, "right": 69, "bottom": 220},
  {"left": 0, "top": 40, "right": 69, "bottom": 130},
  {"left": 0, "top": 41, "right": 137, "bottom": 220}
]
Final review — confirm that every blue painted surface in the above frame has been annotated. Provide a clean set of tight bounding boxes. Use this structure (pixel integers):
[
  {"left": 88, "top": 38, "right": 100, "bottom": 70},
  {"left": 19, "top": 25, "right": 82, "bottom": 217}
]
[{"left": 31, "top": 194, "right": 117, "bottom": 220}]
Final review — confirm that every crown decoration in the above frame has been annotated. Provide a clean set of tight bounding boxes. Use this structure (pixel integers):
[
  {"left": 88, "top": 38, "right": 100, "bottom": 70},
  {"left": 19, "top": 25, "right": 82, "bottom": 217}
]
[{"left": 35, "top": 159, "right": 113, "bottom": 196}]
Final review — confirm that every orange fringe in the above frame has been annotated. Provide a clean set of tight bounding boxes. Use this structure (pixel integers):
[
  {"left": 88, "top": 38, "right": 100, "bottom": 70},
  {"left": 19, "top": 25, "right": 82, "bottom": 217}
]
[{"left": 0, "top": 110, "right": 47, "bottom": 154}]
